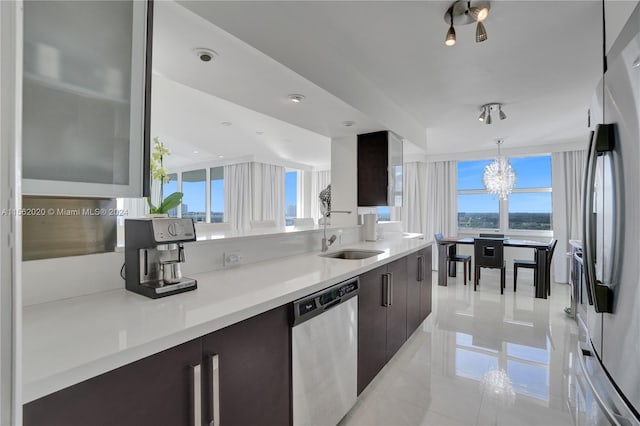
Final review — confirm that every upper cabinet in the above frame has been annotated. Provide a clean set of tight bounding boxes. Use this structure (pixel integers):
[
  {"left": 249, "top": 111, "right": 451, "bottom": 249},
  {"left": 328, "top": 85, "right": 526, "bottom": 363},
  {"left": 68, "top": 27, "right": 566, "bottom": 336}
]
[
  {"left": 22, "top": 0, "right": 151, "bottom": 198},
  {"left": 357, "top": 131, "right": 403, "bottom": 207}
]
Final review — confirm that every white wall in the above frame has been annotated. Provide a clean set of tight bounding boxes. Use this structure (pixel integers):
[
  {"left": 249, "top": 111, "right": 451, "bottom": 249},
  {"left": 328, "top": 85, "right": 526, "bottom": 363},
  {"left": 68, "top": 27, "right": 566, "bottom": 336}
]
[
  {"left": 330, "top": 135, "right": 358, "bottom": 226},
  {"left": 22, "top": 226, "right": 362, "bottom": 306}
]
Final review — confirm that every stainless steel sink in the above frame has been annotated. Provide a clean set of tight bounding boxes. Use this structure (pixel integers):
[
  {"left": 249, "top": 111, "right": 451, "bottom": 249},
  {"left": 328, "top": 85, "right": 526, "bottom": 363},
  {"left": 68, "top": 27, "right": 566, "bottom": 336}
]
[{"left": 320, "top": 249, "right": 384, "bottom": 260}]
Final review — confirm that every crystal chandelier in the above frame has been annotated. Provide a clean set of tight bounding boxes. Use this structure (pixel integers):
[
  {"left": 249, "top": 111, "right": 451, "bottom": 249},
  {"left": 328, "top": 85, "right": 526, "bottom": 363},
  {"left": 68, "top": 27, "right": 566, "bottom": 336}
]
[{"left": 483, "top": 140, "right": 516, "bottom": 200}]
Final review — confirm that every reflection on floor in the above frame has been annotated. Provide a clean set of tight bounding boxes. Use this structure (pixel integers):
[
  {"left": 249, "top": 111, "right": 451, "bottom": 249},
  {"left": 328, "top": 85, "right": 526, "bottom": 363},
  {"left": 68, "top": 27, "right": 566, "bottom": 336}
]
[{"left": 341, "top": 268, "right": 578, "bottom": 426}]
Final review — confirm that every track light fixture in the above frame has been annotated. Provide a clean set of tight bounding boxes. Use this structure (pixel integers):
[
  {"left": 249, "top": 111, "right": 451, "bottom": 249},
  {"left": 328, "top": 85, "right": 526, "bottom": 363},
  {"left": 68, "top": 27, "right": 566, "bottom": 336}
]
[
  {"left": 445, "top": 10, "right": 456, "bottom": 46},
  {"left": 475, "top": 21, "right": 488, "bottom": 43},
  {"left": 443, "top": 1, "right": 490, "bottom": 47},
  {"left": 478, "top": 107, "right": 487, "bottom": 122},
  {"left": 478, "top": 103, "right": 506, "bottom": 125},
  {"left": 498, "top": 105, "right": 507, "bottom": 120}
]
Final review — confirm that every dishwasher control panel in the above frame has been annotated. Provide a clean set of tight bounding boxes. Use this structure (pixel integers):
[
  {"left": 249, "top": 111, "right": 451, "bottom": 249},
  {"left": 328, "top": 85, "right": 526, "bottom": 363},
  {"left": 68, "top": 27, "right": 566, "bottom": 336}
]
[{"left": 292, "top": 278, "right": 359, "bottom": 326}]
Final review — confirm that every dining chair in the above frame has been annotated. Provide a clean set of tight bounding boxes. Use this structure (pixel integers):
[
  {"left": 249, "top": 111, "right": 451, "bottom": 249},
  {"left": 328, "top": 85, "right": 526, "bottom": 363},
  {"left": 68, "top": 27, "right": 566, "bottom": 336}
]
[
  {"left": 514, "top": 239, "right": 558, "bottom": 295},
  {"left": 434, "top": 233, "right": 471, "bottom": 285},
  {"left": 474, "top": 238, "right": 506, "bottom": 294}
]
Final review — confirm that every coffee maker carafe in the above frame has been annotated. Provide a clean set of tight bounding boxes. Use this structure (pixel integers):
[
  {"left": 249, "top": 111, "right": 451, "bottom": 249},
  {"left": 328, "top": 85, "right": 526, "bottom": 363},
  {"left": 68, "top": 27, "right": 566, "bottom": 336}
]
[{"left": 125, "top": 218, "right": 197, "bottom": 298}]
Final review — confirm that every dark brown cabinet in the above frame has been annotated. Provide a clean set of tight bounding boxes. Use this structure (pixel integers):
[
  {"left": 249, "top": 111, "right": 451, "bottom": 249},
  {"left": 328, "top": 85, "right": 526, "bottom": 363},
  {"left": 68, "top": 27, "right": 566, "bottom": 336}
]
[
  {"left": 201, "top": 304, "right": 290, "bottom": 426},
  {"left": 24, "top": 339, "right": 203, "bottom": 426},
  {"left": 357, "top": 256, "right": 408, "bottom": 395},
  {"left": 24, "top": 305, "right": 291, "bottom": 426},
  {"left": 407, "top": 249, "right": 424, "bottom": 334},
  {"left": 357, "top": 130, "right": 403, "bottom": 207},
  {"left": 419, "top": 246, "right": 433, "bottom": 322}
]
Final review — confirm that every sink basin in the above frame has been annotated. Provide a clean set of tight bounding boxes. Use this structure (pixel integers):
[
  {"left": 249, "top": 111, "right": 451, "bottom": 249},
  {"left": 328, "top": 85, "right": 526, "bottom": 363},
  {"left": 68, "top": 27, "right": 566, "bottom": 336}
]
[{"left": 320, "top": 249, "right": 384, "bottom": 260}]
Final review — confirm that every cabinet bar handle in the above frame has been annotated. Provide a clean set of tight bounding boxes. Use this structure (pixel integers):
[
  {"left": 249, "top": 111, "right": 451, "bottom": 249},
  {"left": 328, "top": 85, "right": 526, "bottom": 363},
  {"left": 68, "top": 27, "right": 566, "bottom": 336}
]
[
  {"left": 191, "top": 364, "right": 202, "bottom": 426},
  {"left": 417, "top": 255, "right": 424, "bottom": 282},
  {"left": 388, "top": 272, "right": 393, "bottom": 306},
  {"left": 382, "top": 274, "right": 389, "bottom": 307},
  {"left": 209, "top": 354, "right": 220, "bottom": 426}
]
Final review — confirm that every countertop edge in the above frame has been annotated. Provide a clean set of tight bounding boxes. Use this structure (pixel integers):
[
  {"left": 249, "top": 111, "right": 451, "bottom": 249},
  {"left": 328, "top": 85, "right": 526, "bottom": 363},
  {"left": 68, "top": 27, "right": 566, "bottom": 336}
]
[{"left": 23, "top": 239, "right": 433, "bottom": 403}]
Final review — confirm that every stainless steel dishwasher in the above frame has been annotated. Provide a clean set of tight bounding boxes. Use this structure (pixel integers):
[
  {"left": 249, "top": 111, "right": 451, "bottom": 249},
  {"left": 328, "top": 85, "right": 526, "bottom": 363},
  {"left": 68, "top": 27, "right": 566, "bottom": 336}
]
[{"left": 292, "top": 277, "right": 359, "bottom": 426}]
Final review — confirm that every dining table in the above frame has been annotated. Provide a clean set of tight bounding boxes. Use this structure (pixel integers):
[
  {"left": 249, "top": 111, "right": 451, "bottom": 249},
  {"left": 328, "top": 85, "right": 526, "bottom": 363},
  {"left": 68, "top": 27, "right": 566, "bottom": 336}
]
[{"left": 436, "top": 236, "right": 552, "bottom": 299}]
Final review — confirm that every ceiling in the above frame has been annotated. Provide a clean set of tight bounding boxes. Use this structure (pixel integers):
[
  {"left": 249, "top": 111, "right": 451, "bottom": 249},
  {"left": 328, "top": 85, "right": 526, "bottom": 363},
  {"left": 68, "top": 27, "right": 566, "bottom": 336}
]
[
  {"left": 154, "top": 1, "right": 638, "bottom": 169},
  {"left": 154, "top": 1, "right": 423, "bottom": 171},
  {"left": 177, "top": 0, "right": 637, "bottom": 157}
]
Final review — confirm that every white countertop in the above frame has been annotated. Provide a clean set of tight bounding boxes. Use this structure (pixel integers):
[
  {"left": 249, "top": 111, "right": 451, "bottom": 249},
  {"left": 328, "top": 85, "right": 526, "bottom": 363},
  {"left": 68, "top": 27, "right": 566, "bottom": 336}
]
[{"left": 23, "top": 238, "right": 431, "bottom": 403}]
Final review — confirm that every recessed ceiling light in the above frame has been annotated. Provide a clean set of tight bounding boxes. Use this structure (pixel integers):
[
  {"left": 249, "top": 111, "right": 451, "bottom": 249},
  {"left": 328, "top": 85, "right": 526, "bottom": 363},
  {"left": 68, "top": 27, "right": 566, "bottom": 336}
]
[
  {"left": 218, "top": 155, "right": 224, "bottom": 159},
  {"left": 193, "top": 48, "right": 218, "bottom": 63},
  {"left": 342, "top": 121, "right": 356, "bottom": 127},
  {"left": 221, "top": 121, "right": 232, "bottom": 126},
  {"left": 192, "top": 150, "right": 199, "bottom": 154},
  {"left": 288, "top": 94, "right": 305, "bottom": 103},
  {"left": 256, "top": 131, "right": 264, "bottom": 135}
]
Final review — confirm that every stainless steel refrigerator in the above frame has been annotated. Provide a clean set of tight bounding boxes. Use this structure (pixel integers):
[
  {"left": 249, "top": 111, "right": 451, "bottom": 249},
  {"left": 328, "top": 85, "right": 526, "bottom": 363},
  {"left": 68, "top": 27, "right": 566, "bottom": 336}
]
[{"left": 577, "top": 4, "right": 640, "bottom": 425}]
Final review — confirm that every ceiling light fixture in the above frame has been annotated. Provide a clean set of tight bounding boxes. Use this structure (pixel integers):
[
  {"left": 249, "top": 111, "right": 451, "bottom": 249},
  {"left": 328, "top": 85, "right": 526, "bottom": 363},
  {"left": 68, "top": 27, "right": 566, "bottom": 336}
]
[
  {"left": 288, "top": 94, "right": 305, "bottom": 103},
  {"left": 342, "top": 120, "right": 356, "bottom": 127},
  {"left": 478, "top": 107, "right": 487, "bottom": 122},
  {"left": 483, "top": 139, "right": 516, "bottom": 200},
  {"left": 469, "top": 4, "right": 489, "bottom": 22},
  {"left": 478, "top": 103, "right": 506, "bottom": 125},
  {"left": 443, "top": 1, "right": 490, "bottom": 46},
  {"left": 475, "top": 21, "right": 488, "bottom": 43},
  {"left": 498, "top": 105, "right": 507, "bottom": 120},
  {"left": 221, "top": 121, "right": 232, "bottom": 126},
  {"left": 445, "top": 10, "right": 456, "bottom": 47},
  {"left": 193, "top": 48, "right": 218, "bottom": 63}
]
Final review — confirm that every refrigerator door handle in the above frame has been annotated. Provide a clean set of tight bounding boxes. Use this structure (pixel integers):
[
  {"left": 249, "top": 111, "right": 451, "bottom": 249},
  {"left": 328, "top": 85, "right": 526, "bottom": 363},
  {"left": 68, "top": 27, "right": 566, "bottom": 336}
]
[
  {"left": 582, "top": 125, "right": 615, "bottom": 313},
  {"left": 582, "top": 130, "right": 597, "bottom": 306}
]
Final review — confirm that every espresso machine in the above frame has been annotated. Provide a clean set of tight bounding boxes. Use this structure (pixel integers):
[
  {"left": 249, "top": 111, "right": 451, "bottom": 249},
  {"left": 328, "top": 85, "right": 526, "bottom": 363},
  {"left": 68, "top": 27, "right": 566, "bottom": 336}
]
[{"left": 125, "top": 218, "right": 197, "bottom": 298}]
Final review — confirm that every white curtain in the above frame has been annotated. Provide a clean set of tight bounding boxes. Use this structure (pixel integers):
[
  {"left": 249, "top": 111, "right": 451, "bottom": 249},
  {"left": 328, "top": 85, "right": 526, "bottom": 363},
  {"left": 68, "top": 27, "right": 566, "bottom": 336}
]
[
  {"left": 256, "top": 163, "right": 285, "bottom": 227},
  {"left": 224, "top": 162, "right": 253, "bottom": 232},
  {"left": 552, "top": 150, "right": 587, "bottom": 283},
  {"left": 402, "top": 162, "right": 427, "bottom": 234},
  {"left": 310, "top": 170, "right": 331, "bottom": 224},
  {"left": 119, "top": 198, "right": 148, "bottom": 219},
  {"left": 425, "top": 161, "right": 458, "bottom": 268}
]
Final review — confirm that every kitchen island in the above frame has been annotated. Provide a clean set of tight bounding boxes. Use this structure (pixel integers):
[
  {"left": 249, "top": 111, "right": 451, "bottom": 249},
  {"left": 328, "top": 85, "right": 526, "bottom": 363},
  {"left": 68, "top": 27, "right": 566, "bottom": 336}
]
[{"left": 23, "top": 237, "right": 432, "bottom": 405}]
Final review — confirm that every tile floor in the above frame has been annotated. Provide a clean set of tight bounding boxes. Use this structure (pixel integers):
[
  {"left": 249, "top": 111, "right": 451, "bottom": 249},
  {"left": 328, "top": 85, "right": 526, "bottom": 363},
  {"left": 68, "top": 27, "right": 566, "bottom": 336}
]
[{"left": 341, "top": 268, "right": 579, "bottom": 426}]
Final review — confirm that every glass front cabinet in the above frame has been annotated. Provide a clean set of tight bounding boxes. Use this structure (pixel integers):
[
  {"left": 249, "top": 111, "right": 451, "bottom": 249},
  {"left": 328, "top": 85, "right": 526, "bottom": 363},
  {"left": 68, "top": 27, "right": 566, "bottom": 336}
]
[{"left": 22, "top": 0, "right": 151, "bottom": 197}]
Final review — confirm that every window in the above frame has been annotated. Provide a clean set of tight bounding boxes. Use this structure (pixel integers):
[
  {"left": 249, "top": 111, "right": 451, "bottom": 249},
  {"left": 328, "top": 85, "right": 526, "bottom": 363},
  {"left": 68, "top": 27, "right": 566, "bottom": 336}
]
[
  {"left": 163, "top": 173, "right": 178, "bottom": 217},
  {"left": 457, "top": 155, "right": 552, "bottom": 233},
  {"left": 210, "top": 167, "right": 224, "bottom": 223},
  {"left": 508, "top": 156, "right": 552, "bottom": 231},
  {"left": 377, "top": 207, "right": 391, "bottom": 222},
  {"left": 181, "top": 169, "right": 206, "bottom": 223},
  {"left": 285, "top": 170, "right": 298, "bottom": 226},
  {"left": 458, "top": 194, "right": 499, "bottom": 229}
]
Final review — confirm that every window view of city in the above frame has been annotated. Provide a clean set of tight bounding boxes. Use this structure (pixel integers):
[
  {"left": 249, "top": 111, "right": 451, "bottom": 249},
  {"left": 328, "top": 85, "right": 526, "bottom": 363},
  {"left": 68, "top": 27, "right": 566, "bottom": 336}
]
[
  {"left": 182, "top": 169, "right": 206, "bottom": 222},
  {"left": 457, "top": 156, "right": 552, "bottom": 231},
  {"left": 458, "top": 212, "right": 499, "bottom": 229},
  {"left": 285, "top": 171, "right": 298, "bottom": 226},
  {"left": 377, "top": 207, "right": 391, "bottom": 221}
]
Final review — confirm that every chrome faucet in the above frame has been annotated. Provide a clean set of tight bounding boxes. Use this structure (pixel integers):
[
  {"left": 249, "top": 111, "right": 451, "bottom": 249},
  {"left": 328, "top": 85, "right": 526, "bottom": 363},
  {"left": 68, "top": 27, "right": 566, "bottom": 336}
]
[{"left": 322, "top": 210, "right": 352, "bottom": 252}]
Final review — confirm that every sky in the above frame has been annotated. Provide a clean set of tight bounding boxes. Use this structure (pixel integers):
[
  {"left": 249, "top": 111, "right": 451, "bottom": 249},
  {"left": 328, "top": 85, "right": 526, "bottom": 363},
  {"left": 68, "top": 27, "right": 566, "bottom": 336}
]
[{"left": 457, "top": 155, "right": 552, "bottom": 213}]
